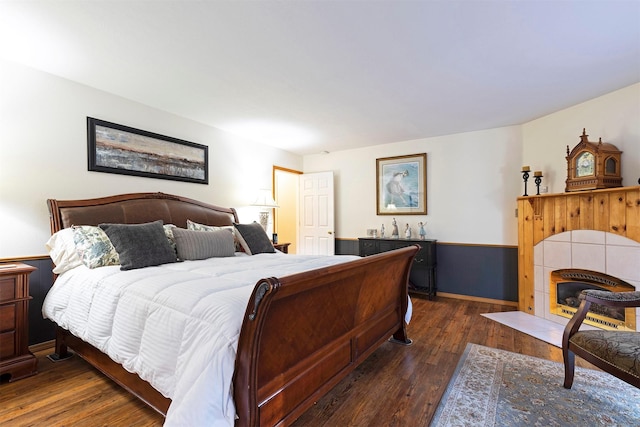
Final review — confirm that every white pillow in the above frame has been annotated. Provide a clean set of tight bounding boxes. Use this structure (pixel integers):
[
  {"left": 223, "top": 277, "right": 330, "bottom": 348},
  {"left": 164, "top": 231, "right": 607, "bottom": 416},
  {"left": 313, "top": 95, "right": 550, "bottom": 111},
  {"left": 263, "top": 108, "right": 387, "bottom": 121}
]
[{"left": 45, "top": 228, "right": 83, "bottom": 274}]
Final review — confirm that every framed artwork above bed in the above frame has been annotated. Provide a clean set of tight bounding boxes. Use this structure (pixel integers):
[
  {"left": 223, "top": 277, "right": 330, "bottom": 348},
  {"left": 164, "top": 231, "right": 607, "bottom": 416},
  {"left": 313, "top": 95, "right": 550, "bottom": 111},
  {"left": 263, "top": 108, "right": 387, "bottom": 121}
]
[{"left": 87, "top": 117, "right": 209, "bottom": 184}]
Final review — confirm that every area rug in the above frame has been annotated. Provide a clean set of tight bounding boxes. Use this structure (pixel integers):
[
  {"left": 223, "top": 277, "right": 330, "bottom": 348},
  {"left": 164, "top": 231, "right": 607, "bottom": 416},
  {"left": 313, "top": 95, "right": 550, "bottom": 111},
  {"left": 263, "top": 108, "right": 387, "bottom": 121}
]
[{"left": 430, "top": 343, "right": 640, "bottom": 426}]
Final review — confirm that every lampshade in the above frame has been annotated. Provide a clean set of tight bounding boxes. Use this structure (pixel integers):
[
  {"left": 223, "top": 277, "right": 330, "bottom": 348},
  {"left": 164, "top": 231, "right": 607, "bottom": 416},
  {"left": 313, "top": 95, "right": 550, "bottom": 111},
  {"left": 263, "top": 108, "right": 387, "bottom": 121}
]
[
  {"left": 251, "top": 189, "right": 279, "bottom": 208},
  {"left": 251, "top": 189, "right": 278, "bottom": 232}
]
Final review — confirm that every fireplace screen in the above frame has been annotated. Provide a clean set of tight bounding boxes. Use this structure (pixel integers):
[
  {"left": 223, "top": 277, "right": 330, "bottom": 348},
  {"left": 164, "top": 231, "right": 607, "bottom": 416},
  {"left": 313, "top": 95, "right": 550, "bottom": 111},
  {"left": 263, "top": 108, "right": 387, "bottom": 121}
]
[
  {"left": 556, "top": 281, "right": 625, "bottom": 322},
  {"left": 550, "top": 269, "right": 636, "bottom": 331}
]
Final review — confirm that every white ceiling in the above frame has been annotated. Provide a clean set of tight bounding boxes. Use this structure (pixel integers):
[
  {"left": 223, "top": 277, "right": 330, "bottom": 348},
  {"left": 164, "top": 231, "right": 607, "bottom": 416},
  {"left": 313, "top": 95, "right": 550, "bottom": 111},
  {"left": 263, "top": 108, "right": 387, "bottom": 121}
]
[{"left": 1, "top": 1, "right": 639, "bottom": 156}]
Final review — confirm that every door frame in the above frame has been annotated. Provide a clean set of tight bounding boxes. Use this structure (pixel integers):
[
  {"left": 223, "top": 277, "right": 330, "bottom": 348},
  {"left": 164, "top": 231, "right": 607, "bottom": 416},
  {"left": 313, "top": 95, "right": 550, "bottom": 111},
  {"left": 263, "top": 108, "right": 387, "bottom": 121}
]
[{"left": 273, "top": 166, "right": 302, "bottom": 254}]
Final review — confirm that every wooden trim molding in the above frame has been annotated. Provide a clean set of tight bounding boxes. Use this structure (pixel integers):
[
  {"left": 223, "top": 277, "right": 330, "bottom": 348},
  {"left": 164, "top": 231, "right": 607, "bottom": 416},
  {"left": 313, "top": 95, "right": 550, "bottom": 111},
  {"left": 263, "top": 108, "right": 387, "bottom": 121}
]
[
  {"left": 437, "top": 292, "right": 518, "bottom": 307},
  {"left": 0, "top": 255, "right": 50, "bottom": 263},
  {"left": 517, "top": 186, "right": 640, "bottom": 314},
  {"left": 29, "top": 340, "right": 55, "bottom": 353}
]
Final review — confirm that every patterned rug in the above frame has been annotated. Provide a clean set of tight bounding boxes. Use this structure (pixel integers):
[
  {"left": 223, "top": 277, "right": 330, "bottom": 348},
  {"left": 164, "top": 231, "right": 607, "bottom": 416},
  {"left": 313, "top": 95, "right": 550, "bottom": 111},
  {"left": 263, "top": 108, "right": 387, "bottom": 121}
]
[{"left": 430, "top": 343, "right": 640, "bottom": 426}]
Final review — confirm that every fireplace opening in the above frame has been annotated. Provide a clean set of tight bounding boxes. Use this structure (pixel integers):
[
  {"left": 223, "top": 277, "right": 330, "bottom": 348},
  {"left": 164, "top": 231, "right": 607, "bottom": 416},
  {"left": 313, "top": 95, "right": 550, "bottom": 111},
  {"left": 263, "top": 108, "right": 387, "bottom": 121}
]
[
  {"left": 550, "top": 269, "right": 636, "bottom": 331},
  {"left": 557, "top": 281, "right": 625, "bottom": 320}
]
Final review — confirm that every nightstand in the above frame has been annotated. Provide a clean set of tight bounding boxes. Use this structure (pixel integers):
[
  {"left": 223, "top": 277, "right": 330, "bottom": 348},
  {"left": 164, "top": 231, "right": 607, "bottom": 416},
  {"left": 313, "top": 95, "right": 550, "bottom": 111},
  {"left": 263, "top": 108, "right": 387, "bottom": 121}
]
[
  {"left": 273, "top": 243, "right": 291, "bottom": 254},
  {"left": 0, "top": 262, "right": 37, "bottom": 382}
]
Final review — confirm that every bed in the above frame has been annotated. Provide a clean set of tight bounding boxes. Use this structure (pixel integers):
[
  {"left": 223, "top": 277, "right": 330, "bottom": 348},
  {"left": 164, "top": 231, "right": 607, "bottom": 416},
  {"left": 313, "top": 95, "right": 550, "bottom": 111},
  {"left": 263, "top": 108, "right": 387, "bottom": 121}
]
[{"left": 44, "top": 192, "right": 418, "bottom": 426}]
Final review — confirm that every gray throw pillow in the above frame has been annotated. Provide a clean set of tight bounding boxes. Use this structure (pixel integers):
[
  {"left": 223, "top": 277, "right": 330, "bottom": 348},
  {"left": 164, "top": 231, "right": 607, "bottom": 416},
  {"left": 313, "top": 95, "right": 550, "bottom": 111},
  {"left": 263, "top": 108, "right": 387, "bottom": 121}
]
[
  {"left": 233, "top": 222, "right": 276, "bottom": 255},
  {"left": 172, "top": 228, "right": 235, "bottom": 260},
  {"left": 99, "top": 220, "right": 177, "bottom": 270}
]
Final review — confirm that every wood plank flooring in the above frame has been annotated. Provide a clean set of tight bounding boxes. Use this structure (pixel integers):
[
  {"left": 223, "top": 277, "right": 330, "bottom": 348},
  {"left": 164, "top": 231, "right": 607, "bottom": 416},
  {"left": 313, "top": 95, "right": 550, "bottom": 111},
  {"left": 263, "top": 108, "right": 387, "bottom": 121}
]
[{"left": 0, "top": 296, "right": 594, "bottom": 426}]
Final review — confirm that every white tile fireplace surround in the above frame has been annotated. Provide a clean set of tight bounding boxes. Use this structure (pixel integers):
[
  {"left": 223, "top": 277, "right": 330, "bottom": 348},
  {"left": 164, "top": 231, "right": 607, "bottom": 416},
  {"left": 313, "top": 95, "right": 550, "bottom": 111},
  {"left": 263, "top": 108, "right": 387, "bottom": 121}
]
[{"left": 534, "top": 230, "right": 640, "bottom": 330}]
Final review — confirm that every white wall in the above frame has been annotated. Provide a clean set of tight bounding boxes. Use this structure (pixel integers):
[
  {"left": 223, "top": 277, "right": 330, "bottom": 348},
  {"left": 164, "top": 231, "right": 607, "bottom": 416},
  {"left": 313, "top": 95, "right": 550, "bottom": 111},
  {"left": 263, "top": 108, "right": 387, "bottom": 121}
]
[
  {"left": 523, "top": 83, "right": 640, "bottom": 194},
  {"left": 304, "top": 126, "right": 523, "bottom": 245},
  {"left": 0, "top": 59, "right": 302, "bottom": 258},
  {"left": 304, "top": 83, "right": 640, "bottom": 247},
  {"left": 2, "top": 59, "right": 637, "bottom": 257}
]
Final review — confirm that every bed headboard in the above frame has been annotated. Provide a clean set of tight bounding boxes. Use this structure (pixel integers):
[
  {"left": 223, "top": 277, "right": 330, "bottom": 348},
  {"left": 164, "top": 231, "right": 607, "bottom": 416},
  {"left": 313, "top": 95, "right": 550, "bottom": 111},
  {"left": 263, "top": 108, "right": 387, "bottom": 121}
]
[{"left": 47, "top": 192, "right": 238, "bottom": 234}]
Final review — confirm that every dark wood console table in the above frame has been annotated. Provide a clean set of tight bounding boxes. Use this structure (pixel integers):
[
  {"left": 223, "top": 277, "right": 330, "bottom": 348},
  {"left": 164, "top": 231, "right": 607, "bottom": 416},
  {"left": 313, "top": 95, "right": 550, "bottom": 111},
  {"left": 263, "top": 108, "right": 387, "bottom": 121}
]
[{"left": 358, "top": 237, "right": 437, "bottom": 299}]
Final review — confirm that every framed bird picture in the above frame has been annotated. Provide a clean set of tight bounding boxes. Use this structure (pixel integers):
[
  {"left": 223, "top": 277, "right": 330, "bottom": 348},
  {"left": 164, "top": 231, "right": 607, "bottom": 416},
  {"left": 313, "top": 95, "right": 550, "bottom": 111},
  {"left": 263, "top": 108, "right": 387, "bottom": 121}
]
[{"left": 376, "top": 153, "right": 427, "bottom": 215}]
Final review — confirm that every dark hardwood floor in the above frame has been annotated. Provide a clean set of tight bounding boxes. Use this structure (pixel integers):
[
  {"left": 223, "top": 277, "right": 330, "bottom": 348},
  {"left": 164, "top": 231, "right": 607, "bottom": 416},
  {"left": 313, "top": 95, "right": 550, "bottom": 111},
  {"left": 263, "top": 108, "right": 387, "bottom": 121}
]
[{"left": 0, "top": 296, "right": 594, "bottom": 426}]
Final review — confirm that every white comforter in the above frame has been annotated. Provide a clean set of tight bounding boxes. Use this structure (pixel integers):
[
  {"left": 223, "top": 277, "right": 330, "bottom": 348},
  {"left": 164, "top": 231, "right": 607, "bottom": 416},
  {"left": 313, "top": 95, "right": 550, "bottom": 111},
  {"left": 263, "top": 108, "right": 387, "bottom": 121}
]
[{"left": 42, "top": 252, "right": 362, "bottom": 426}]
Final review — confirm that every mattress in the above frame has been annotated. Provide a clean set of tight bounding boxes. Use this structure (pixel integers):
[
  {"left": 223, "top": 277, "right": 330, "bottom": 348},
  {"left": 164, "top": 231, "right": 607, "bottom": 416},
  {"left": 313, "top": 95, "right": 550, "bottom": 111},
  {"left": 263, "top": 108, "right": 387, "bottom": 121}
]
[{"left": 42, "top": 252, "right": 361, "bottom": 426}]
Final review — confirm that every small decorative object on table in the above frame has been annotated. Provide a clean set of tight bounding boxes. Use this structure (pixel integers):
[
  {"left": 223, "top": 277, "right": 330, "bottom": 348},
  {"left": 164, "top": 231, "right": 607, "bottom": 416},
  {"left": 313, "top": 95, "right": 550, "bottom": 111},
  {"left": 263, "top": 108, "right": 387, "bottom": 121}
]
[
  {"left": 404, "top": 224, "right": 411, "bottom": 238},
  {"left": 380, "top": 224, "right": 385, "bottom": 238},
  {"left": 521, "top": 166, "right": 530, "bottom": 196},
  {"left": 418, "top": 222, "right": 426, "bottom": 240},
  {"left": 391, "top": 218, "right": 399, "bottom": 239},
  {"left": 534, "top": 171, "right": 543, "bottom": 195}
]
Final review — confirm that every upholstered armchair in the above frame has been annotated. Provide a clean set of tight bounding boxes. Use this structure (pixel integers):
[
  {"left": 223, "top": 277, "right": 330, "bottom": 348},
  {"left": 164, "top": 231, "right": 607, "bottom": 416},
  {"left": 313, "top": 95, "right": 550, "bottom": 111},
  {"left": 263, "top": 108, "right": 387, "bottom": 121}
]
[{"left": 562, "top": 289, "right": 640, "bottom": 389}]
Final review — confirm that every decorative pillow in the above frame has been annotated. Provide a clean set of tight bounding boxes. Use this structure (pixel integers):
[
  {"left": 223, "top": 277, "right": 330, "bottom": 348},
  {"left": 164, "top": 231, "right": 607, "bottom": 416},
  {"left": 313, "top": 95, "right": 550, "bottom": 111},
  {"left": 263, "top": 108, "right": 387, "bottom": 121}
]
[
  {"left": 45, "top": 227, "right": 83, "bottom": 274},
  {"left": 163, "top": 224, "right": 178, "bottom": 254},
  {"left": 233, "top": 222, "right": 276, "bottom": 255},
  {"left": 99, "top": 220, "right": 177, "bottom": 270},
  {"left": 187, "top": 219, "right": 241, "bottom": 252},
  {"left": 72, "top": 225, "right": 120, "bottom": 269},
  {"left": 172, "top": 228, "right": 235, "bottom": 260}
]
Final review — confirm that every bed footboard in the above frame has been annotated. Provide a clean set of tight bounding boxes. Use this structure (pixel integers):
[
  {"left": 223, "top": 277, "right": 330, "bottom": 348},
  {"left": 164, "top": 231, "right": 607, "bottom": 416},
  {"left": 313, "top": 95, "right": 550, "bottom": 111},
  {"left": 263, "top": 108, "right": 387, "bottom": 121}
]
[{"left": 233, "top": 245, "right": 418, "bottom": 427}]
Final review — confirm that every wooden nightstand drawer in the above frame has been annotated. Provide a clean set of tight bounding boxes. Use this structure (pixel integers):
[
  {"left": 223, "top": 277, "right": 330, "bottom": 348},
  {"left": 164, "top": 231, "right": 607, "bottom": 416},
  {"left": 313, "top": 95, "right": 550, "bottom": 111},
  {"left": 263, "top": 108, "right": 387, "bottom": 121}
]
[
  {"left": 0, "top": 303, "right": 16, "bottom": 332},
  {"left": 0, "top": 263, "right": 37, "bottom": 381},
  {"left": 0, "top": 330, "right": 16, "bottom": 359},
  {"left": 0, "top": 277, "right": 16, "bottom": 302},
  {"left": 273, "top": 242, "right": 291, "bottom": 254}
]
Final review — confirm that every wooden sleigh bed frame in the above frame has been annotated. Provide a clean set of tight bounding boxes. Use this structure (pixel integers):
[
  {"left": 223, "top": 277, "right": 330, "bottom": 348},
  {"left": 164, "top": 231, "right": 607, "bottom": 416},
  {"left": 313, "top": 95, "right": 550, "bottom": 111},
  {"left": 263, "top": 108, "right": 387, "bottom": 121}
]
[{"left": 47, "top": 192, "right": 418, "bottom": 426}]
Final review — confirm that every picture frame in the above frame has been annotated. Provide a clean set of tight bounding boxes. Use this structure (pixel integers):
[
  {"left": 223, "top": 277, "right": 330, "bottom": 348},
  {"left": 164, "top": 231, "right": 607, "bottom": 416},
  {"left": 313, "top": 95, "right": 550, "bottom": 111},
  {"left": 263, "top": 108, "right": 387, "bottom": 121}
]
[
  {"left": 87, "top": 117, "right": 208, "bottom": 184},
  {"left": 376, "top": 153, "right": 427, "bottom": 215}
]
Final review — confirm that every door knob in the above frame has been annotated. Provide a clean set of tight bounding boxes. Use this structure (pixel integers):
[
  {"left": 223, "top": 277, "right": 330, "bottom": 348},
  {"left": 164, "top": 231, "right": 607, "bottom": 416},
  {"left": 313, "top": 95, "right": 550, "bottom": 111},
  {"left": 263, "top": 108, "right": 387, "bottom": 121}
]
[{"left": 328, "top": 231, "right": 333, "bottom": 235}]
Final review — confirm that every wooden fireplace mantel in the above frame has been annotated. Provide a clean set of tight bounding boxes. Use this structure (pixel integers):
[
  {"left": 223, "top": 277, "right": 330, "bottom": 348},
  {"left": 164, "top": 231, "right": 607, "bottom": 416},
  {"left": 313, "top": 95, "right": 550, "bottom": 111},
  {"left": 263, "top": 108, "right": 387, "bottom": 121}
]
[{"left": 517, "top": 186, "right": 640, "bottom": 314}]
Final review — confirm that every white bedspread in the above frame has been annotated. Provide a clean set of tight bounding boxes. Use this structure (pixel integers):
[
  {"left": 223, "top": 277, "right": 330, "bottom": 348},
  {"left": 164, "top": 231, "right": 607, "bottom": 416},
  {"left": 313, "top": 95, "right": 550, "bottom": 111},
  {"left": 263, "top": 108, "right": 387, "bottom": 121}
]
[{"left": 42, "top": 253, "right": 363, "bottom": 426}]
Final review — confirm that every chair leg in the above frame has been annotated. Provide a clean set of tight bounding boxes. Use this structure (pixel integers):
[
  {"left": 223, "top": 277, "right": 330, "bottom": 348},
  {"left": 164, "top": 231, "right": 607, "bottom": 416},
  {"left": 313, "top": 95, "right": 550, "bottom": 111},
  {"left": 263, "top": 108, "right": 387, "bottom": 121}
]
[{"left": 563, "top": 348, "right": 575, "bottom": 389}]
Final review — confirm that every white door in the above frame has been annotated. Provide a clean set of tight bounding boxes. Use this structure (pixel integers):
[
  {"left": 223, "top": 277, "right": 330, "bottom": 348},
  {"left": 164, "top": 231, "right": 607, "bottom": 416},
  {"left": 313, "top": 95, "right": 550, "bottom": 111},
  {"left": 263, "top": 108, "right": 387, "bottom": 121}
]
[{"left": 298, "top": 171, "right": 335, "bottom": 255}]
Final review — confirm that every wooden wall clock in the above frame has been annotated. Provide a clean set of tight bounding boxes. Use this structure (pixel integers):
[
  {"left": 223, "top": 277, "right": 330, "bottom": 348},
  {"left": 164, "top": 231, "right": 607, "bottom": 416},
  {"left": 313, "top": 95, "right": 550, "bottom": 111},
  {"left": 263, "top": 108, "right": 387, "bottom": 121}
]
[{"left": 565, "top": 129, "right": 622, "bottom": 192}]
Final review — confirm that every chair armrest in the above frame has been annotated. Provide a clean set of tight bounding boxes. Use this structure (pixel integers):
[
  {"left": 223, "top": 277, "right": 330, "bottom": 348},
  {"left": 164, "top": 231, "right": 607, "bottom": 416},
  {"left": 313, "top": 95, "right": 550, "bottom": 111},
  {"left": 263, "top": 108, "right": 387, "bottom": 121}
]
[
  {"left": 581, "top": 290, "right": 640, "bottom": 308},
  {"left": 564, "top": 290, "right": 640, "bottom": 349},
  {"left": 563, "top": 297, "right": 591, "bottom": 346}
]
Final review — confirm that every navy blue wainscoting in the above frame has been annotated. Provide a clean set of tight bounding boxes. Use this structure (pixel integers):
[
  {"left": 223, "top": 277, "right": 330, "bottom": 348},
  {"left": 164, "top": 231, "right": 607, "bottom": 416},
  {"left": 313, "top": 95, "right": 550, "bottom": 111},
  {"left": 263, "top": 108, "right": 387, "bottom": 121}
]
[
  {"left": 16, "top": 258, "right": 57, "bottom": 345},
  {"left": 429, "top": 243, "right": 518, "bottom": 302},
  {"left": 336, "top": 239, "right": 518, "bottom": 303}
]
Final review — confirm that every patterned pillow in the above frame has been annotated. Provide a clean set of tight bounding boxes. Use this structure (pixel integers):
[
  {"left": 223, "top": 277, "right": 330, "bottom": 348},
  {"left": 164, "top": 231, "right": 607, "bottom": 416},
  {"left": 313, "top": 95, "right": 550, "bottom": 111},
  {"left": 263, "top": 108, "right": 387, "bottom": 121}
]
[
  {"left": 163, "top": 224, "right": 178, "bottom": 254},
  {"left": 186, "top": 219, "right": 232, "bottom": 233},
  {"left": 233, "top": 222, "right": 276, "bottom": 255},
  {"left": 172, "top": 228, "right": 235, "bottom": 260},
  {"left": 72, "top": 225, "right": 120, "bottom": 269},
  {"left": 187, "top": 219, "right": 241, "bottom": 252}
]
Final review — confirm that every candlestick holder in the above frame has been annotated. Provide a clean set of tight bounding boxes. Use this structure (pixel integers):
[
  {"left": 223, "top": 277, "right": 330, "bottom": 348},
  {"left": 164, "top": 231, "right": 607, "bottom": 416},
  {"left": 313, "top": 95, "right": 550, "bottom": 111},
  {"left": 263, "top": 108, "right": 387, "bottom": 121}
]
[
  {"left": 534, "top": 174, "right": 543, "bottom": 195},
  {"left": 521, "top": 170, "right": 530, "bottom": 196}
]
